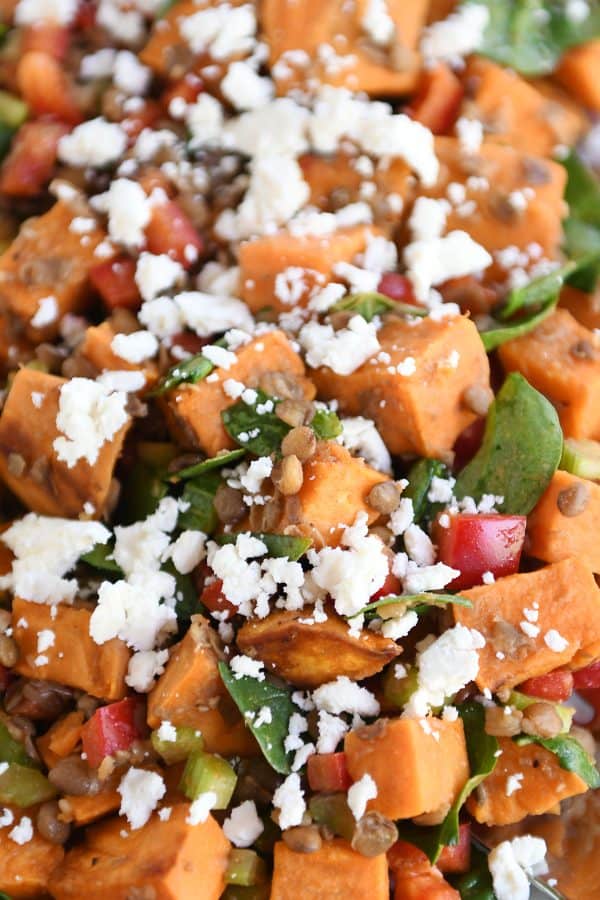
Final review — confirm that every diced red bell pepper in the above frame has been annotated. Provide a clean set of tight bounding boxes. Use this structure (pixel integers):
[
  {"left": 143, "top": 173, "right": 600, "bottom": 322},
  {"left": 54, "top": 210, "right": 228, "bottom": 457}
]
[
  {"left": 21, "top": 23, "right": 70, "bottom": 60},
  {"left": 160, "top": 74, "right": 203, "bottom": 114},
  {"left": 89, "top": 256, "right": 141, "bottom": 311},
  {"left": 405, "top": 64, "right": 464, "bottom": 135},
  {"left": 74, "top": 0, "right": 96, "bottom": 29},
  {"left": 377, "top": 273, "right": 419, "bottom": 305},
  {"left": 169, "top": 331, "right": 209, "bottom": 358},
  {"left": 0, "top": 120, "right": 69, "bottom": 197},
  {"left": 369, "top": 570, "right": 402, "bottom": 603},
  {"left": 16, "top": 51, "right": 82, "bottom": 125},
  {"left": 573, "top": 660, "right": 600, "bottom": 690},
  {"left": 433, "top": 513, "right": 526, "bottom": 591},
  {"left": 452, "top": 418, "right": 486, "bottom": 472},
  {"left": 307, "top": 752, "right": 352, "bottom": 792},
  {"left": 145, "top": 199, "right": 204, "bottom": 269},
  {"left": 81, "top": 697, "right": 145, "bottom": 768},
  {"left": 388, "top": 841, "right": 460, "bottom": 900},
  {"left": 436, "top": 824, "right": 471, "bottom": 874},
  {"left": 200, "top": 578, "right": 237, "bottom": 619},
  {"left": 518, "top": 669, "right": 574, "bottom": 702}
]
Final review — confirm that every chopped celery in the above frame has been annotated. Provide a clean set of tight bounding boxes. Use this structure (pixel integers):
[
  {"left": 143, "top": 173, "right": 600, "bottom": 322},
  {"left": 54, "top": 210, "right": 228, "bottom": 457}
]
[
  {"left": 0, "top": 763, "right": 57, "bottom": 807},
  {"left": 0, "top": 90, "right": 27, "bottom": 128},
  {"left": 0, "top": 721, "right": 37, "bottom": 768},
  {"left": 508, "top": 691, "right": 573, "bottom": 733},
  {"left": 382, "top": 665, "right": 419, "bottom": 709},
  {"left": 179, "top": 750, "right": 237, "bottom": 807},
  {"left": 225, "top": 849, "right": 268, "bottom": 886},
  {"left": 560, "top": 438, "right": 600, "bottom": 480},
  {"left": 308, "top": 792, "right": 355, "bottom": 841},
  {"left": 150, "top": 726, "right": 204, "bottom": 765},
  {"left": 221, "top": 887, "right": 270, "bottom": 900}
]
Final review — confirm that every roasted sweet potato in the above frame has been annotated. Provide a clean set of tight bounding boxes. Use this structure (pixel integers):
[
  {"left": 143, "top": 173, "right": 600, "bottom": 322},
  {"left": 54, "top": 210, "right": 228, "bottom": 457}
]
[
  {"left": 0, "top": 809, "right": 64, "bottom": 898},
  {"left": 498, "top": 309, "right": 600, "bottom": 440},
  {"left": 48, "top": 806, "right": 230, "bottom": 900},
  {"left": 0, "top": 368, "right": 130, "bottom": 518},
  {"left": 408, "top": 63, "right": 463, "bottom": 134},
  {"left": 78, "top": 321, "right": 158, "bottom": 390},
  {"left": 163, "top": 330, "right": 315, "bottom": 456},
  {"left": 344, "top": 717, "right": 469, "bottom": 820},
  {"left": 559, "top": 285, "right": 600, "bottom": 331},
  {"left": 467, "top": 737, "right": 587, "bottom": 826},
  {"left": 310, "top": 314, "right": 490, "bottom": 458},
  {"left": 271, "top": 837, "right": 389, "bottom": 900},
  {"left": 37, "top": 711, "right": 85, "bottom": 770},
  {"left": 12, "top": 597, "right": 130, "bottom": 701},
  {"left": 455, "top": 557, "right": 600, "bottom": 692},
  {"left": 237, "top": 607, "right": 400, "bottom": 687},
  {"left": 389, "top": 840, "right": 460, "bottom": 900},
  {"left": 556, "top": 40, "right": 600, "bottom": 111},
  {"left": 57, "top": 791, "right": 121, "bottom": 827}
]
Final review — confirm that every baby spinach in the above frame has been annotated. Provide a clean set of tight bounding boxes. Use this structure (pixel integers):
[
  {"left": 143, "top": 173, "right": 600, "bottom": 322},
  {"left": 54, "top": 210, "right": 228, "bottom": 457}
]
[
  {"left": 153, "top": 352, "right": 215, "bottom": 396},
  {"left": 80, "top": 541, "right": 123, "bottom": 574},
  {"left": 404, "top": 458, "right": 449, "bottom": 525},
  {"left": 330, "top": 291, "right": 427, "bottom": 322},
  {"left": 178, "top": 470, "right": 222, "bottom": 534},
  {"left": 449, "top": 845, "right": 495, "bottom": 900},
  {"left": 467, "top": 0, "right": 600, "bottom": 76},
  {"left": 311, "top": 408, "right": 343, "bottom": 440},
  {"left": 119, "top": 460, "right": 169, "bottom": 524},
  {"left": 168, "top": 448, "right": 247, "bottom": 483},
  {"left": 354, "top": 592, "right": 472, "bottom": 619},
  {"left": 222, "top": 389, "right": 291, "bottom": 456},
  {"left": 454, "top": 372, "right": 562, "bottom": 515},
  {"left": 515, "top": 733, "right": 600, "bottom": 788},
  {"left": 219, "top": 662, "right": 298, "bottom": 774},
  {"left": 216, "top": 532, "right": 312, "bottom": 561},
  {"left": 562, "top": 150, "right": 600, "bottom": 291}
]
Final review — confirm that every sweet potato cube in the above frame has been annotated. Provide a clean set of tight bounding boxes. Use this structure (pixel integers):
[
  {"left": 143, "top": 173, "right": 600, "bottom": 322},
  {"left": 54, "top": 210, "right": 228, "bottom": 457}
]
[
  {"left": 78, "top": 321, "right": 158, "bottom": 389},
  {"left": 310, "top": 315, "right": 490, "bottom": 457},
  {"left": 37, "top": 710, "right": 85, "bottom": 770},
  {"left": 344, "top": 717, "right": 469, "bottom": 820},
  {"left": 556, "top": 40, "right": 600, "bottom": 112},
  {"left": 527, "top": 470, "right": 600, "bottom": 574},
  {"left": 467, "top": 737, "right": 588, "bottom": 826},
  {"left": 455, "top": 558, "right": 600, "bottom": 692},
  {"left": 0, "top": 809, "right": 64, "bottom": 898},
  {"left": 163, "top": 329, "right": 314, "bottom": 456},
  {"left": 48, "top": 806, "right": 230, "bottom": 900},
  {"left": 12, "top": 597, "right": 130, "bottom": 701},
  {"left": 57, "top": 791, "right": 121, "bottom": 827},
  {"left": 0, "top": 368, "right": 130, "bottom": 517},
  {"left": 262, "top": 0, "right": 429, "bottom": 96},
  {"left": 271, "top": 837, "right": 389, "bottom": 900},
  {"left": 0, "top": 200, "right": 114, "bottom": 341},
  {"left": 559, "top": 285, "right": 600, "bottom": 331},
  {"left": 239, "top": 225, "right": 376, "bottom": 313},
  {"left": 498, "top": 309, "right": 600, "bottom": 440},
  {"left": 237, "top": 607, "right": 400, "bottom": 687}
]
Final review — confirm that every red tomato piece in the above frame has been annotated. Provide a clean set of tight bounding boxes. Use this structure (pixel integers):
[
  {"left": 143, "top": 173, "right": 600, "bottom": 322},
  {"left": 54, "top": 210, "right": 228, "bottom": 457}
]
[
  {"left": 452, "top": 417, "right": 486, "bottom": 472},
  {"left": 405, "top": 64, "right": 464, "bottom": 135},
  {"left": 518, "top": 669, "right": 574, "bottom": 702},
  {"left": 377, "top": 273, "right": 418, "bottom": 305},
  {"left": 169, "top": 331, "right": 209, "bottom": 357},
  {"left": 89, "top": 256, "right": 141, "bottom": 311},
  {"left": 307, "top": 752, "right": 352, "bottom": 792},
  {"left": 388, "top": 841, "right": 460, "bottom": 900},
  {"left": 573, "top": 660, "right": 600, "bottom": 690},
  {"left": 0, "top": 120, "right": 69, "bottom": 197},
  {"left": 81, "top": 697, "right": 145, "bottom": 768},
  {"left": 369, "top": 570, "right": 402, "bottom": 603},
  {"left": 16, "top": 51, "right": 82, "bottom": 125},
  {"left": 145, "top": 199, "right": 204, "bottom": 268},
  {"left": 436, "top": 824, "right": 471, "bottom": 874},
  {"left": 21, "top": 23, "right": 70, "bottom": 60},
  {"left": 200, "top": 578, "right": 237, "bottom": 619},
  {"left": 433, "top": 514, "right": 526, "bottom": 591},
  {"left": 74, "top": 0, "right": 97, "bottom": 29}
]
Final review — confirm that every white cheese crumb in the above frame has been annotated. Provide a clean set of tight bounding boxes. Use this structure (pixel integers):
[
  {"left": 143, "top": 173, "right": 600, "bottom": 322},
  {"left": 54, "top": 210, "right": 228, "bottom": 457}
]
[
  {"left": 506, "top": 772, "right": 524, "bottom": 797},
  {"left": 53, "top": 377, "right": 129, "bottom": 468},
  {"left": 299, "top": 315, "right": 379, "bottom": 376},
  {"left": 30, "top": 295, "right": 58, "bottom": 329},
  {"left": 111, "top": 330, "right": 158, "bottom": 364},
  {"left": 118, "top": 768, "right": 166, "bottom": 830},
  {"left": 113, "top": 50, "right": 151, "bottom": 96},
  {"left": 186, "top": 791, "right": 217, "bottom": 825},
  {"left": 135, "top": 252, "right": 184, "bottom": 302},
  {"left": 156, "top": 720, "right": 177, "bottom": 742},
  {"left": 58, "top": 118, "right": 127, "bottom": 168},
  {"left": 8, "top": 816, "right": 33, "bottom": 845},
  {"left": 420, "top": 4, "right": 490, "bottom": 66},
  {"left": 125, "top": 648, "right": 169, "bottom": 692},
  {"left": 339, "top": 416, "right": 392, "bottom": 473},
  {"left": 313, "top": 675, "right": 380, "bottom": 717},
  {"left": 91, "top": 178, "right": 151, "bottom": 248},
  {"left": 488, "top": 836, "right": 547, "bottom": 900},
  {"left": 230, "top": 654, "right": 265, "bottom": 681},
  {"left": 272, "top": 773, "right": 306, "bottom": 830},
  {"left": 222, "top": 60, "right": 274, "bottom": 111},
  {"left": 347, "top": 773, "right": 378, "bottom": 821},
  {"left": 15, "top": 0, "right": 77, "bottom": 26},
  {"left": 223, "top": 800, "right": 264, "bottom": 847},
  {"left": 179, "top": 3, "right": 256, "bottom": 60},
  {"left": 544, "top": 629, "right": 569, "bottom": 653},
  {"left": 167, "top": 530, "right": 207, "bottom": 575}
]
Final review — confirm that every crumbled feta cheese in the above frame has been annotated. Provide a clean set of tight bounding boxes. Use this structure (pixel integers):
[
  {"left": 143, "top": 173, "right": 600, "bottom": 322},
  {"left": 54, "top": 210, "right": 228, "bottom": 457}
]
[
  {"left": 402, "top": 561, "right": 459, "bottom": 594},
  {"left": 111, "top": 330, "right": 158, "bottom": 363},
  {"left": 339, "top": 416, "right": 392, "bottom": 473},
  {"left": 91, "top": 578, "right": 177, "bottom": 651},
  {"left": 53, "top": 377, "right": 129, "bottom": 468},
  {"left": 299, "top": 315, "right": 379, "bottom": 376},
  {"left": 240, "top": 457, "right": 273, "bottom": 494},
  {"left": 389, "top": 498, "right": 414, "bottom": 536},
  {"left": 15, "top": 0, "right": 77, "bottom": 25},
  {"left": 118, "top": 768, "right": 166, "bottom": 829},
  {"left": 316, "top": 711, "right": 349, "bottom": 753},
  {"left": 167, "top": 530, "right": 207, "bottom": 575},
  {"left": 179, "top": 3, "right": 256, "bottom": 60},
  {"left": 420, "top": 4, "right": 490, "bottom": 66},
  {"left": 156, "top": 720, "right": 177, "bottom": 742},
  {"left": 186, "top": 94, "right": 224, "bottom": 147},
  {"left": 223, "top": 98, "right": 309, "bottom": 158},
  {"left": 409, "top": 196, "right": 448, "bottom": 241},
  {"left": 427, "top": 476, "right": 456, "bottom": 504},
  {"left": 37, "top": 629, "right": 55, "bottom": 654},
  {"left": 403, "top": 524, "right": 435, "bottom": 566},
  {"left": 223, "top": 800, "right": 264, "bottom": 847},
  {"left": 158, "top": 806, "right": 172, "bottom": 821},
  {"left": 544, "top": 629, "right": 569, "bottom": 653},
  {"left": 222, "top": 60, "right": 274, "bottom": 111},
  {"left": 347, "top": 773, "right": 377, "bottom": 821},
  {"left": 456, "top": 116, "right": 483, "bottom": 155},
  {"left": 313, "top": 675, "right": 380, "bottom": 717},
  {"left": 97, "top": 0, "right": 144, "bottom": 45},
  {"left": 58, "top": 118, "right": 127, "bottom": 168},
  {"left": 80, "top": 47, "right": 117, "bottom": 80},
  {"left": 113, "top": 50, "right": 151, "bottom": 95},
  {"left": 361, "top": 0, "right": 394, "bottom": 45},
  {"left": 272, "top": 773, "right": 306, "bottom": 830},
  {"left": 174, "top": 291, "right": 253, "bottom": 336},
  {"left": 506, "top": 773, "right": 524, "bottom": 797},
  {"left": 186, "top": 791, "right": 217, "bottom": 825},
  {"left": 482, "top": 570, "right": 495, "bottom": 585},
  {"left": 0, "top": 807, "right": 14, "bottom": 827},
  {"left": 381, "top": 610, "right": 419, "bottom": 640},
  {"left": 202, "top": 344, "right": 237, "bottom": 369},
  {"left": 30, "top": 295, "right": 58, "bottom": 329},
  {"left": 404, "top": 231, "right": 492, "bottom": 301},
  {"left": 488, "top": 836, "right": 547, "bottom": 900},
  {"left": 135, "top": 252, "right": 183, "bottom": 302},
  {"left": 406, "top": 624, "right": 485, "bottom": 717},
  {"left": 92, "top": 178, "right": 151, "bottom": 247},
  {"left": 230, "top": 654, "right": 265, "bottom": 681},
  {"left": 138, "top": 296, "right": 184, "bottom": 339},
  {"left": 8, "top": 816, "right": 33, "bottom": 845},
  {"left": 520, "top": 620, "right": 540, "bottom": 639}
]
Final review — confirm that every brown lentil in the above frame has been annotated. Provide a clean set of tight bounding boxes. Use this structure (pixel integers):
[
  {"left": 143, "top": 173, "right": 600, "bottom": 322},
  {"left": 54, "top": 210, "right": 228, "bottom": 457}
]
[
  {"left": 0, "top": 633, "right": 18, "bottom": 667},
  {"left": 5, "top": 678, "right": 72, "bottom": 720},
  {"left": 249, "top": 493, "right": 283, "bottom": 532},
  {"left": 367, "top": 481, "right": 401, "bottom": 515},
  {"left": 37, "top": 801, "right": 71, "bottom": 845},
  {"left": 484, "top": 704, "right": 523, "bottom": 737},
  {"left": 276, "top": 455, "right": 304, "bottom": 496},
  {"left": 48, "top": 755, "right": 101, "bottom": 796},
  {"left": 259, "top": 370, "right": 304, "bottom": 402},
  {"left": 275, "top": 399, "right": 308, "bottom": 428},
  {"left": 214, "top": 483, "right": 247, "bottom": 524},
  {"left": 557, "top": 482, "right": 589, "bottom": 517},
  {"left": 570, "top": 339, "right": 597, "bottom": 360},
  {"left": 281, "top": 426, "right": 317, "bottom": 461},
  {"left": 463, "top": 383, "right": 494, "bottom": 416},
  {"left": 282, "top": 824, "right": 323, "bottom": 854},
  {"left": 6, "top": 452, "right": 26, "bottom": 477},
  {"left": 521, "top": 702, "right": 564, "bottom": 739},
  {"left": 328, "top": 311, "right": 354, "bottom": 331},
  {"left": 351, "top": 812, "right": 398, "bottom": 857}
]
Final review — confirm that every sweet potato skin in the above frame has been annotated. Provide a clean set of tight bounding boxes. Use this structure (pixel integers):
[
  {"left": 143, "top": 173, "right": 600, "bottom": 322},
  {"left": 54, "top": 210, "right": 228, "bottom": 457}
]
[
  {"left": 467, "top": 737, "right": 587, "bottom": 826},
  {"left": 0, "top": 809, "right": 64, "bottom": 898},
  {"left": 270, "top": 837, "right": 389, "bottom": 900},
  {"left": 236, "top": 607, "right": 400, "bottom": 687},
  {"left": 345, "top": 717, "right": 469, "bottom": 820},
  {"left": 455, "top": 557, "right": 600, "bottom": 692},
  {"left": 12, "top": 597, "right": 130, "bottom": 701}
]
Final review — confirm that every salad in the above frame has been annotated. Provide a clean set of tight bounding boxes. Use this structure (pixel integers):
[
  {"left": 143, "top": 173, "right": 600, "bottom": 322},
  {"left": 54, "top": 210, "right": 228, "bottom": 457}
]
[{"left": 1, "top": 0, "right": 600, "bottom": 898}]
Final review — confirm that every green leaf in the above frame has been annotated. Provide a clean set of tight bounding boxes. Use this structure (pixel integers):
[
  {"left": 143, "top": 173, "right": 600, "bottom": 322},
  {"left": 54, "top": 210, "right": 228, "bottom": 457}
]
[
  {"left": 454, "top": 372, "right": 563, "bottom": 515},
  {"left": 153, "top": 340, "right": 227, "bottom": 395},
  {"left": 119, "top": 460, "right": 168, "bottom": 524},
  {"left": 218, "top": 662, "right": 297, "bottom": 774},
  {"left": 403, "top": 458, "right": 449, "bottom": 525},
  {"left": 311, "top": 408, "right": 343, "bottom": 440},
  {"left": 168, "top": 448, "right": 247, "bottom": 482},
  {"left": 163, "top": 562, "right": 199, "bottom": 626},
  {"left": 216, "top": 532, "right": 312, "bottom": 561},
  {"left": 480, "top": 300, "right": 559, "bottom": 352},
  {"left": 467, "top": 0, "right": 600, "bottom": 76},
  {"left": 178, "top": 471, "right": 221, "bottom": 534},
  {"left": 330, "top": 291, "right": 427, "bottom": 322},
  {"left": 515, "top": 733, "right": 600, "bottom": 788},
  {"left": 0, "top": 764, "right": 57, "bottom": 807},
  {"left": 561, "top": 151, "right": 600, "bottom": 290},
  {"left": 353, "top": 592, "right": 472, "bottom": 619},
  {"left": 222, "top": 389, "right": 291, "bottom": 456},
  {"left": 0, "top": 722, "right": 38, "bottom": 769},
  {"left": 449, "top": 845, "right": 495, "bottom": 900},
  {"left": 80, "top": 542, "right": 123, "bottom": 574}
]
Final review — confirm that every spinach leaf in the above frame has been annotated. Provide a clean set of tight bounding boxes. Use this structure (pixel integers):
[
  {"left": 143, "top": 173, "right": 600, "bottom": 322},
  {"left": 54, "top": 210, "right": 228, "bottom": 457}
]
[
  {"left": 330, "top": 291, "right": 427, "bottom": 322},
  {"left": 216, "top": 532, "right": 312, "bottom": 561},
  {"left": 354, "top": 592, "right": 472, "bottom": 619},
  {"left": 480, "top": 301, "right": 559, "bottom": 352},
  {"left": 178, "top": 471, "right": 222, "bottom": 534},
  {"left": 168, "top": 448, "right": 247, "bottom": 483},
  {"left": 222, "top": 389, "right": 291, "bottom": 456},
  {"left": 397, "top": 702, "right": 498, "bottom": 863},
  {"left": 119, "top": 460, "right": 168, "bottom": 524},
  {"left": 80, "top": 542, "right": 123, "bottom": 574},
  {"left": 162, "top": 562, "right": 199, "bottom": 626},
  {"left": 467, "top": 0, "right": 600, "bottom": 76},
  {"left": 153, "top": 339, "right": 228, "bottom": 395},
  {"left": 218, "top": 662, "right": 297, "bottom": 774},
  {"left": 515, "top": 733, "right": 600, "bottom": 788},
  {"left": 450, "top": 845, "right": 495, "bottom": 900},
  {"left": 454, "top": 372, "right": 562, "bottom": 515},
  {"left": 403, "top": 458, "right": 449, "bottom": 524},
  {"left": 562, "top": 150, "right": 600, "bottom": 291},
  {"left": 311, "top": 408, "right": 343, "bottom": 440}
]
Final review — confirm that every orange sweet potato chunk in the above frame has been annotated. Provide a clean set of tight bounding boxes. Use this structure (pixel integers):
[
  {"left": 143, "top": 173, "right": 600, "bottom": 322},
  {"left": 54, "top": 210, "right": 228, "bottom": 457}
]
[
  {"left": 262, "top": 0, "right": 429, "bottom": 96},
  {"left": 78, "top": 321, "right": 158, "bottom": 389},
  {"left": 37, "top": 711, "right": 85, "bottom": 770},
  {"left": 239, "top": 225, "right": 376, "bottom": 313},
  {"left": 48, "top": 806, "right": 230, "bottom": 900},
  {"left": 0, "top": 368, "right": 130, "bottom": 518},
  {"left": 0, "top": 200, "right": 114, "bottom": 341},
  {"left": 559, "top": 285, "right": 600, "bottom": 331},
  {"left": 237, "top": 606, "right": 400, "bottom": 687},
  {"left": 455, "top": 558, "right": 600, "bottom": 692},
  {"left": 0, "top": 810, "right": 64, "bottom": 898},
  {"left": 12, "top": 597, "right": 130, "bottom": 701},
  {"left": 271, "top": 837, "right": 389, "bottom": 900},
  {"left": 310, "top": 314, "right": 489, "bottom": 457},
  {"left": 57, "top": 791, "right": 121, "bottom": 827},
  {"left": 467, "top": 737, "right": 588, "bottom": 826},
  {"left": 345, "top": 717, "right": 469, "bottom": 820},
  {"left": 498, "top": 309, "right": 600, "bottom": 440},
  {"left": 556, "top": 40, "right": 600, "bottom": 111},
  {"left": 164, "top": 329, "right": 314, "bottom": 456},
  {"left": 527, "top": 470, "right": 600, "bottom": 574}
]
